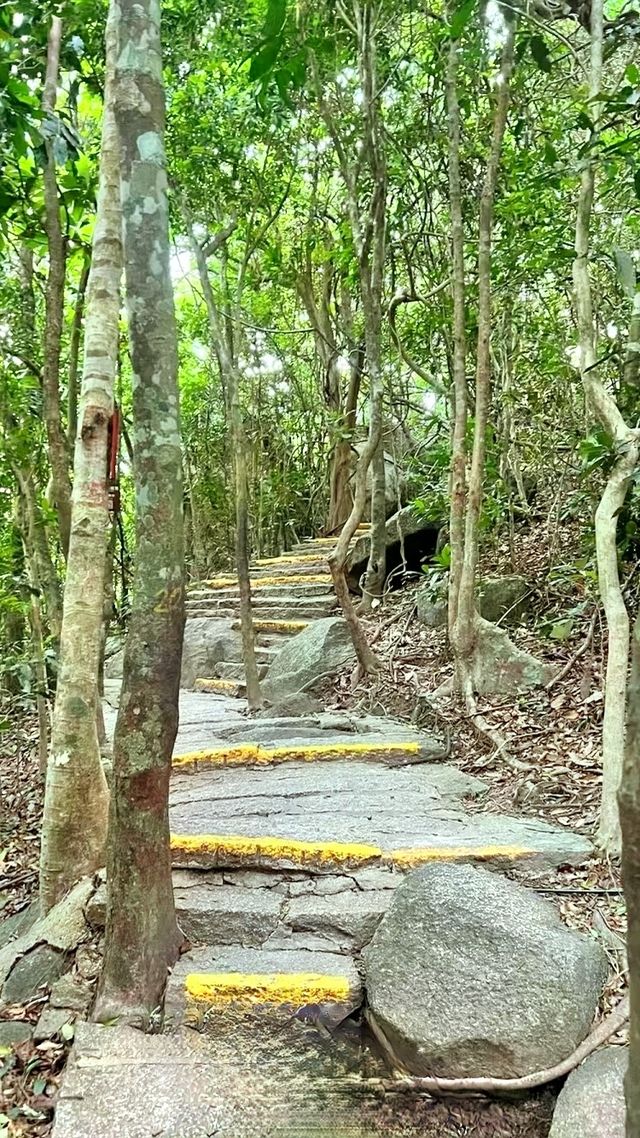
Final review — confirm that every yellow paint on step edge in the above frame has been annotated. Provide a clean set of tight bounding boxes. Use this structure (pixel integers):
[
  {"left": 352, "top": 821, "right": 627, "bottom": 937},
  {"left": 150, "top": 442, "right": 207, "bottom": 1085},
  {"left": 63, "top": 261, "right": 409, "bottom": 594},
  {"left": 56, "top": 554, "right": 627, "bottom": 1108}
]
[
  {"left": 195, "top": 678, "right": 243, "bottom": 694},
  {"left": 250, "top": 619, "right": 308, "bottom": 632},
  {"left": 170, "top": 833, "right": 536, "bottom": 870},
  {"left": 184, "top": 972, "right": 352, "bottom": 1008},
  {"left": 170, "top": 833, "right": 382, "bottom": 868},
  {"left": 390, "top": 844, "right": 535, "bottom": 867},
  {"left": 202, "top": 573, "right": 331, "bottom": 590},
  {"left": 172, "top": 740, "right": 421, "bottom": 770},
  {"left": 253, "top": 554, "right": 329, "bottom": 566}
]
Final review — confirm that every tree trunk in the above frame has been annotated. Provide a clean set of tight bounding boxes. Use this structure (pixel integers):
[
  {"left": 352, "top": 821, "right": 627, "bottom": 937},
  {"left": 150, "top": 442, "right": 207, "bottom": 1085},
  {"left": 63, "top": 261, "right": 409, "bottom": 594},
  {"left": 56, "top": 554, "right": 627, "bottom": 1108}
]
[
  {"left": 450, "top": 25, "right": 515, "bottom": 694},
  {"left": 446, "top": 36, "right": 468, "bottom": 639},
  {"left": 183, "top": 206, "right": 264, "bottom": 709},
  {"left": 620, "top": 611, "right": 640, "bottom": 1137},
  {"left": 361, "top": 439, "right": 386, "bottom": 609},
  {"left": 572, "top": 0, "right": 639, "bottom": 855},
  {"left": 42, "top": 16, "right": 72, "bottom": 558},
  {"left": 13, "top": 466, "right": 62, "bottom": 645},
  {"left": 95, "top": 0, "right": 185, "bottom": 1026},
  {"left": 67, "top": 253, "right": 91, "bottom": 445},
  {"left": 39, "top": 8, "right": 121, "bottom": 914}
]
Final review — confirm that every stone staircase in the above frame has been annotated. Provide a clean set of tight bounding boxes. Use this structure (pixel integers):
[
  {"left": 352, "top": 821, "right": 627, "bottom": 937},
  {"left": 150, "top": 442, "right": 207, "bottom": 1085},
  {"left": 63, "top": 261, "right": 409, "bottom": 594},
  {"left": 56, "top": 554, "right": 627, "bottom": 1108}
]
[
  {"left": 56, "top": 528, "right": 595, "bottom": 1137},
  {"left": 185, "top": 530, "right": 368, "bottom": 696}
]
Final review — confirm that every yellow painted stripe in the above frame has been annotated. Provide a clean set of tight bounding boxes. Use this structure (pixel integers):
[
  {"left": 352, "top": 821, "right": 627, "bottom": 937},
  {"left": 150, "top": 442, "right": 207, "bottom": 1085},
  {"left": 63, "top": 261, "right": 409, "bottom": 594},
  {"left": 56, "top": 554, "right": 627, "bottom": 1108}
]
[
  {"left": 170, "top": 833, "right": 381, "bottom": 868},
  {"left": 172, "top": 740, "right": 421, "bottom": 770},
  {"left": 171, "top": 833, "right": 535, "bottom": 870},
  {"left": 195, "top": 678, "right": 243, "bottom": 694},
  {"left": 391, "top": 844, "right": 534, "bottom": 867},
  {"left": 251, "top": 619, "right": 308, "bottom": 632},
  {"left": 185, "top": 972, "right": 352, "bottom": 1007},
  {"left": 253, "top": 554, "right": 328, "bottom": 567},
  {"left": 203, "top": 573, "right": 331, "bottom": 589}
]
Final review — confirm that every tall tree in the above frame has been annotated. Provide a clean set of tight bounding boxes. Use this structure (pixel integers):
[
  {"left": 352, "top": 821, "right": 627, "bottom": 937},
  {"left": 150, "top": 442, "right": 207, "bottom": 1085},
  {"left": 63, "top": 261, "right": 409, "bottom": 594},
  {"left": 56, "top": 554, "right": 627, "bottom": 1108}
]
[
  {"left": 39, "top": 8, "right": 121, "bottom": 914},
  {"left": 95, "top": 0, "right": 185, "bottom": 1025},
  {"left": 620, "top": 610, "right": 640, "bottom": 1136},
  {"left": 572, "top": 0, "right": 640, "bottom": 854},
  {"left": 42, "top": 16, "right": 72, "bottom": 558}
]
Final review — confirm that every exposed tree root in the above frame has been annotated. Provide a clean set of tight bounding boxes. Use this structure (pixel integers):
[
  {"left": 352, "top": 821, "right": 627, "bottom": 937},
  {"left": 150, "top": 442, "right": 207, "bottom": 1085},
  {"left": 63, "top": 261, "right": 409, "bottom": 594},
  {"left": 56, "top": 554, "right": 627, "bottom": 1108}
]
[{"left": 365, "top": 995, "right": 629, "bottom": 1096}]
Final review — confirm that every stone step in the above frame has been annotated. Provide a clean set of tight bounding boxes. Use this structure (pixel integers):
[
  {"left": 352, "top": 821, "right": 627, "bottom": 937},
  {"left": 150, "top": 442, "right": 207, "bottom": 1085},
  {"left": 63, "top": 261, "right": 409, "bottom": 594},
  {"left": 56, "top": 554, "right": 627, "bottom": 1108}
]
[
  {"left": 172, "top": 736, "right": 447, "bottom": 772},
  {"left": 169, "top": 760, "right": 593, "bottom": 876},
  {"left": 187, "top": 581, "right": 333, "bottom": 601},
  {"left": 172, "top": 868, "right": 392, "bottom": 954},
  {"left": 236, "top": 619, "right": 310, "bottom": 635},
  {"left": 196, "top": 574, "right": 332, "bottom": 592},
  {"left": 195, "top": 678, "right": 245, "bottom": 698},
  {"left": 55, "top": 1015, "right": 427, "bottom": 1138},
  {"left": 186, "top": 599, "right": 337, "bottom": 620},
  {"left": 215, "top": 661, "right": 268, "bottom": 682},
  {"left": 165, "top": 944, "right": 362, "bottom": 1033},
  {"left": 251, "top": 555, "right": 329, "bottom": 573},
  {"left": 187, "top": 609, "right": 332, "bottom": 623}
]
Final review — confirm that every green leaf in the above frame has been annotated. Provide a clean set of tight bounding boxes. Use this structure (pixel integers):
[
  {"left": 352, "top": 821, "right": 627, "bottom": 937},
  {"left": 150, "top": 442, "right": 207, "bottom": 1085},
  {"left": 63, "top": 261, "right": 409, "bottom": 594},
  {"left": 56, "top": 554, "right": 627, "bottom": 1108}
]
[
  {"left": 550, "top": 618, "right": 574, "bottom": 640},
  {"left": 634, "top": 170, "right": 640, "bottom": 201},
  {"left": 614, "top": 247, "right": 636, "bottom": 299},
  {"left": 60, "top": 1022, "right": 75, "bottom": 1041},
  {"left": 449, "top": 0, "right": 476, "bottom": 39},
  {"left": 577, "top": 110, "right": 594, "bottom": 132},
  {"left": 530, "top": 35, "right": 552, "bottom": 73},
  {"left": 262, "top": 0, "right": 286, "bottom": 39},
  {"left": 249, "top": 36, "right": 283, "bottom": 81}
]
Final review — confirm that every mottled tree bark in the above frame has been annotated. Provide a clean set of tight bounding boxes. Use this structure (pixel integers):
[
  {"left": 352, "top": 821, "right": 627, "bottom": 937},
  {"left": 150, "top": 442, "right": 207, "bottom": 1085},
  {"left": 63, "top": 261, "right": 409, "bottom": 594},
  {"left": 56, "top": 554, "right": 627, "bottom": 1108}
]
[
  {"left": 67, "top": 253, "right": 91, "bottom": 445},
  {"left": 572, "top": 0, "right": 639, "bottom": 855},
  {"left": 39, "top": 9, "right": 121, "bottom": 914},
  {"left": 446, "top": 36, "right": 468, "bottom": 640},
  {"left": 42, "top": 16, "right": 72, "bottom": 558},
  {"left": 620, "top": 611, "right": 640, "bottom": 1137},
  {"left": 95, "top": 0, "right": 185, "bottom": 1026},
  {"left": 448, "top": 25, "right": 515, "bottom": 696}
]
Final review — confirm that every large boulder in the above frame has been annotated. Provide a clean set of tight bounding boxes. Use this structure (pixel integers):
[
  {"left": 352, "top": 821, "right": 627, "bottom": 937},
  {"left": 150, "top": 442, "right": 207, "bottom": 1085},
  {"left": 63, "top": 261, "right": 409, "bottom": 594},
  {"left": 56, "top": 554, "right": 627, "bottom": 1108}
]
[
  {"left": 262, "top": 617, "right": 356, "bottom": 702},
  {"left": 352, "top": 444, "right": 405, "bottom": 520},
  {"left": 347, "top": 506, "right": 441, "bottom": 592},
  {"left": 364, "top": 863, "right": 607, "bottom": 1079},
  {"left": 478, "top": 575, "right": 530, "bottom": 625},
  {"left": 549, "top": 1046, "right": 627, "bottom": 1138},
  {"left": 469, "top": 619, "right": 552, "bottom": 693},
  {"left": 181, "top": 617, "right": 242, "bottom": 689}
]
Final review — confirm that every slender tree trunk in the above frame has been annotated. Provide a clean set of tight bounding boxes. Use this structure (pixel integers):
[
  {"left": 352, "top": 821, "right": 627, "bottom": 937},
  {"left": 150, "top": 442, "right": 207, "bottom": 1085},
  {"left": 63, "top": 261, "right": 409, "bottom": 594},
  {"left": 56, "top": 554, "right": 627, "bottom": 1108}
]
[
  {"left": 572, "top": 0, "right": 639, "bottom": 855},
  {"left": 16, "top": 494, "right": 50, "bottom": 772},
  {"left": 39, "top": 9, "right": 121, "bottom": 914},
  {"left": 14, "top": 465, "right": 62, "bottom": 644},
  {"left": 446, "top": 37, "right": 468, "bottom": 638},
  {"left": 67, "top": 253, "right": 91, "bottom": 445},
  {"left": 42, "top": 16, "right": 72, "bottom": 558},
  {"left": 230, "top": 369, "right": 264, "bottom": 709},
  {"left": 620, "top": 610, "right": 640, "bottom": 1137},
  {"left": 450, "top": 25, "right": 515, "bottom": 692},
  {"left": 95, "top": 0, "right": 185, "bottom": 1026}
]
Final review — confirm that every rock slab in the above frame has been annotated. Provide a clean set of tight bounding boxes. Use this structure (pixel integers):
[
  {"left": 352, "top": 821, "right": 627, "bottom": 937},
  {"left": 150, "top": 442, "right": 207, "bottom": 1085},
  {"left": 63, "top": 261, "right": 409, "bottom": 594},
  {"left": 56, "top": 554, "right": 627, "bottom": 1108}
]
[
  {"left": 549, "top": 1046, "right": 627, "bottom": 1138},
  {"left": 364, "top": 863, "right": 607, "bottom": 1078},
  {"left": 181, "top": 617, "right": 243, "bottom": 689},
  {"left": 263, "top": 617, "right": 356, "bottom": 702}
]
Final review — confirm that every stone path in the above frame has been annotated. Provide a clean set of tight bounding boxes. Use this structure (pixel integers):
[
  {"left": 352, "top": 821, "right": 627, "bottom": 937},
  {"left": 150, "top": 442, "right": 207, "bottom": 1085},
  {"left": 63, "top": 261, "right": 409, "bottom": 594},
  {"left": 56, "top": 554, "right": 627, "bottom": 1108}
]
[{"left": 55, "top": 530, "right": 594, "bottom": 1137}]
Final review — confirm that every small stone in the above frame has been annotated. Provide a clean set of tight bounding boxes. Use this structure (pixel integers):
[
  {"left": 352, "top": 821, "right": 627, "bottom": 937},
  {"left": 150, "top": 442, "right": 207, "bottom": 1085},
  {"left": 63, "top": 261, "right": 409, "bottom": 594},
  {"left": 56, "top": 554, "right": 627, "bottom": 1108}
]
[
  {"left": 74, "top": 944, "right": 101, "bottom": 982},
  {"left": 84, "top": 884, "right": 107, "bottom": 929},
  {"left": 0, "top": 1020, "right": 32, "bottom": 1046},
  {"left": 549, "top": 1045, "right": 627, "bottom": 1138},
  {"left": 34, "top": 1006, "right": 75, "bottom": 1042},
  {"left": 416, "top": 585, "right": 448, "bottom": 629},
  {"left": 3, "top": 946, "right": 70, "bottom": 1004},
  {"left": 50, "top": 973, "right": 93, "bottom": 1013},
  {"left": 0, "top": 903, "right": 40, "bottom": 950},
  {"left": 314, "top": 877, "right": 355, "bottom": 896}
]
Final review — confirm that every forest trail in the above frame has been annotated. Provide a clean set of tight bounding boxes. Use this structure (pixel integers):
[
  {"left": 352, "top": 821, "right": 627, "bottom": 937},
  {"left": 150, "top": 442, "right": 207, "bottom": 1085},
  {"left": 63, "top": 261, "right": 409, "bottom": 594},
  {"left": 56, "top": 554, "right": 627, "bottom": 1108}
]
[{"left": 69, "top": 535, "right": 597, "bottom": 1138}]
